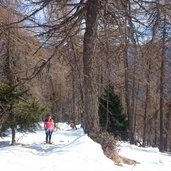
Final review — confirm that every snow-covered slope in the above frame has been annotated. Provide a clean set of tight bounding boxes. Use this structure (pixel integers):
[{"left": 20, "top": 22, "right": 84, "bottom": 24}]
[{"left": 0, "top": 122, "right": 171, "bottom": 171}]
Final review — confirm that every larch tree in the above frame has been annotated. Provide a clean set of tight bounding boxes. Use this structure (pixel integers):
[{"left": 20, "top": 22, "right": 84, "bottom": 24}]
[
  {"left": 16, "top": 0, "right": 101, "bottom": 137},
  {"left": 2, "top": 0, "right": 171, "bottom": 153},
  {"left": 82, "top": 0, "right": 100, "bottom": 136}
]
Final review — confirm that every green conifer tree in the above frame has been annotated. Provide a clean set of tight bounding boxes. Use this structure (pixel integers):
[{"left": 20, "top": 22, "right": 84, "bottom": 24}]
[
  {"left": 0, "top": 84, "right": 46, "bottom": 144},
  {"left": 98, "top": 83, "right": 128, "bottom": 140}
]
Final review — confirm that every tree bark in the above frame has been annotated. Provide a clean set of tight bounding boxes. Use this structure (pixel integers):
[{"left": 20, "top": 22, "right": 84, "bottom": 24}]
[
  {"left": 105, "top": 86, "right": 109, "bottom": 131},
  {"left": 11, "top": 127, "right": 16, "bottom": 145},
  {"left": 168, "top": 105, "right": 171, "bottom": 151},
  {"left": 123, "top": 0, "right": 134, "bottom": 144},
  {"left": 5, "top": 13, "right": 16, "bottom": 145},
  {"left": 143, "top": 84, "right": 149, "bottom": 147},
  {"left": 82, "top": 0, "right": 99, "bottom": 136},
  {"left": 124, "top": 48, "right": 134, "bottom": 144},
  {"left": 142, "top": 56, "right": 151, "bottom": 147},
  {"left": 49, "top": 76, "right": 57, "bottom": 116},
  {"left": 159, "top": 15, "right": 166, "bottom": 152}
]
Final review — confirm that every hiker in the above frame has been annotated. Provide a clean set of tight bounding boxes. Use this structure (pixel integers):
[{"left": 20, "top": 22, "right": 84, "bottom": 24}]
[{"left": 44, "top": 114, "right": 54, "bottom": 144}]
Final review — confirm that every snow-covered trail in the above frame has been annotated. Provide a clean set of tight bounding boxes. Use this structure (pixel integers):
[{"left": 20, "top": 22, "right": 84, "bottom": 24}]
[
  {"left": 1, "top": 122, "right": 171, "bottom": 171},
  {"left": 0, "top": 123, "right": 118, "bottom": 171}
]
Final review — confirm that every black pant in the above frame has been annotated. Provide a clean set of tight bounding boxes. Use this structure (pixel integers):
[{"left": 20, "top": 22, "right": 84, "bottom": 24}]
[{"left": 45, "top": 129, "right": 53, "bottom": 143}]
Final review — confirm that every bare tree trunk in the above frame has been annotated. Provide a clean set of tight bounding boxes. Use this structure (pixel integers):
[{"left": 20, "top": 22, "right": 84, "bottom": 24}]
[
  {"left": 143, "top": 84, "right": 149, "bottom": 147},
  {"left": 142, "top": 56, "right": 151, "bottom": 147},
  {"left": 124, "top": 49, "right": 134, "bottom": 144},
  {"left": 105, "top": 86, "right": 109, "bottom": 131},
  {"left": 123, "top": 0, "right": 134, "bottom": 144},
  {"left": 168, "top": 105, "right": 171, "bottom": 151},
  {"left": 159, "top": 15, "right": 166, "bottom": 152},
  {"left": 5, "top": 14, "right": 16, "bottom": 145},
  {"left": 48, "top": 76, "right": 58, "bottom": 120},
  {"left": 82, "top": 0, "right": 99, "bottom": 137},
  {"left": 11, "top": 127, "right": 16, "bottom": 145},
  {"left": 72, "top": 73, "right": 76, "bottom": 117},
  {"left": 133, "top": 83, "right": 139, "bottom": 137},
  {"left": 131, "top": 64, "right": 135, "bottom": 131},
  {"left": 103, "top": 8, "right": 110, "bottom": 131}
]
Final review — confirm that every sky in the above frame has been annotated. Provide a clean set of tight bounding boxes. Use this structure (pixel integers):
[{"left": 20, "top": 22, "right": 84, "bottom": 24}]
[{"left": 0, "top": 122, "right": 171, "bottom": 171}]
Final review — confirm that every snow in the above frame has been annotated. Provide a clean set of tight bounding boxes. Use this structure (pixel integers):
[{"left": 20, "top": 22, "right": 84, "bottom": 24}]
[{"left": 0, "top": 122, "right": 171, "bottom": 171}]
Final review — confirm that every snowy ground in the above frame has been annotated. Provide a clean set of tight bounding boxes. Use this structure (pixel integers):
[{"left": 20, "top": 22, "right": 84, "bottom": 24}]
[{"left": 0, "top": 122, "right": 171, "bottom": 171}]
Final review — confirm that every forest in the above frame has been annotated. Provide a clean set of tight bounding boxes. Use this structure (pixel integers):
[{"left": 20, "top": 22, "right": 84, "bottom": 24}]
[{"left": 0, "top": 0, "right": 171, "bottom": 161}]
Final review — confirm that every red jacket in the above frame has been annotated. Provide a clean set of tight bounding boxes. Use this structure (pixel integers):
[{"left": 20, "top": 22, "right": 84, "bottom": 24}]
[{"left": 45, "top": 121, "right": 54, "bottom": 130}]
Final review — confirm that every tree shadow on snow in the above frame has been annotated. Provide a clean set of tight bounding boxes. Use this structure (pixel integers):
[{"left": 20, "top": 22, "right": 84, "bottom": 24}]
[
  {"left": 21, "top": 142, "right": 75, "bottom": 155},
  {"left": 24, "top": 143, "right": 60, "bottom": 155},
  {"left": 0, "top": 141, "right": 11, "bottom": 148},
  {"left": 20, "top": 135, "right": 85, "bottom": 156}
]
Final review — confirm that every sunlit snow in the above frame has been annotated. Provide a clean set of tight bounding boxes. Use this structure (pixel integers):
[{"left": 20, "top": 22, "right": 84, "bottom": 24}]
[{"left": 0, "top": 122, "right": 171, "bottom": 171}]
